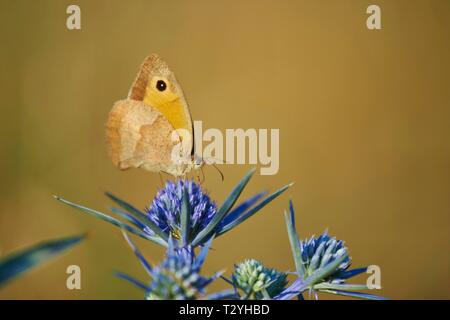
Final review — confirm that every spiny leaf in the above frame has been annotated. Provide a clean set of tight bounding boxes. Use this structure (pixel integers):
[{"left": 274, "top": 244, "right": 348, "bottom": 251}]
[
  {"left": 194, "top": 236, "right": 214, "bottom": 270},
  {"left": 54, "top": 196, "right": 167, "bottom": 247},
  {"left": 180, "top": 186, "right": 191, "bottom": 246},
  {"left": 314, "top": 282, "right": 368, "bottom": 291},
  {"left": 0, "top": 234, "right": 84, "bottom": 287},
  {"left": 334, "top": 267, "right": 368, "bottom": 280},
  {"left": 115, "top": 271, "right": 149, "bottom": 291},
  {"left": 218, "top": 183, "right": 292, "bottom": 236},
  {"left": 105, "top": 192, "right": 169, "bottom": 243},
  {"left": 274, "top": 278, "right": 308, "bottom": 300},
  {"left": 121, "top": 230, "right": 152, "bottom": 276},
  {"left": 219, "top": 192, "right": 266, "bottom": 227},
  {"left": 318, "top": 289, "right": 388, "bottom": 300},
  {"left": 192, "top": 168, "right": 256, "bottom": 246},
  {"left": 109, "top": 207, "right": 146, "bottom": 230},
  {"left": 284, "top": 200, "right": 305, "bottom": 278}
]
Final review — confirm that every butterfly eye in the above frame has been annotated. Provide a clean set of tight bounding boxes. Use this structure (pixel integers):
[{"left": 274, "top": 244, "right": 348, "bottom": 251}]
[{"left": 156, "top": 80, "right": 167, "bottom": 92}]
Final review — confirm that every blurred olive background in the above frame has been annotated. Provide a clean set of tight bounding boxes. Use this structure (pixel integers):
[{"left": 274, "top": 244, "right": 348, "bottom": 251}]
[{"left": 0, "top": 0, "right": 449, "bottom": 299}]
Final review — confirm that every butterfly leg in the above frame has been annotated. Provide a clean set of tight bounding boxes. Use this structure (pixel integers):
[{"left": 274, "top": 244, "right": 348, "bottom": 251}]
[
  {"left": 159, "top": 172, "right": 165, "bottom": 187},
  {"left": 200, "top": 166, "right": 206, "bottom": 184}
]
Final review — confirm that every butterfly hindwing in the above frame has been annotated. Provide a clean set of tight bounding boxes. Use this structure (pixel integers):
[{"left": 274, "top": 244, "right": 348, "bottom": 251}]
[{"left": 106, "top": 99, "right": 191, "bottom": 176}]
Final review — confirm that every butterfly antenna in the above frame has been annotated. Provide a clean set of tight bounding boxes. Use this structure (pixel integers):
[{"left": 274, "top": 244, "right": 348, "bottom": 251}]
[{"left": 212, "top": 163, "right": 224, "bottom": 181}]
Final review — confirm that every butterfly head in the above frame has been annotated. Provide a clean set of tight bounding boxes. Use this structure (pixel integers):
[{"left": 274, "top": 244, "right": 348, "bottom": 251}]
[{"left": 193, "top": 154, "right": 204, "bottom": 170}]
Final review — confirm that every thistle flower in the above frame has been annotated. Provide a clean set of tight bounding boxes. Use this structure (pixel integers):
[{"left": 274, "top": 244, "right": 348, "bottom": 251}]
[
  {"left": 145, "top": 246, "right": 211, "bottom": 300},
  {"left": 116, "top": 234, "right": 234, "bottom": 300},
  {"left": 299, "top": 232, "right": 350, "bottom": 281},
  {"left": 232, "top": 259, "right": 287, "bottom": 299},
  {"left": 144, "top": 180, "right": 217, "bottom": 241},
  {"left": 278, "top": 200, "right": 386, "bottom": 300},
  {"left": 55, "top": 168, "right": 292, "bottom": 248}
]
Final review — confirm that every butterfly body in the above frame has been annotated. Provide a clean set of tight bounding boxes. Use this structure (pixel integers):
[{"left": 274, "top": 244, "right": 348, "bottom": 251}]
[{"left": 106, "top": 54, "right": 198, "bottom": 176}]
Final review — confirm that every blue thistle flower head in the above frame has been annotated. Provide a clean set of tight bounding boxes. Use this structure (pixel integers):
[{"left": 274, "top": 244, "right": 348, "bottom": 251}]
[
  {"left": 279, "top": 200, "right": 387, "bottom": 300},
  {"left": 145, "top": 244, "right": 211, "bottom": 300},
  {"left": 145, "top": 180, "right": 217, "bottom": 241},
  {"left": 300, "top": 232, "right": 350, "bottom": 281},
  {"left": 232, "top": 259, "right": 287, "bottom": 299},
  {"left": 116, "top": 234, "right": 232, "bottom": 300}
]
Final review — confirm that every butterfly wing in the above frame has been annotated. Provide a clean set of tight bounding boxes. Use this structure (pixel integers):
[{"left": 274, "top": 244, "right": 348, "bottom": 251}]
[
  {"left": 128, "top": 54, "right": 194, "bottom": 156},
  {"left": 105, "top": 99, "right": 191, "bottom": 176}
]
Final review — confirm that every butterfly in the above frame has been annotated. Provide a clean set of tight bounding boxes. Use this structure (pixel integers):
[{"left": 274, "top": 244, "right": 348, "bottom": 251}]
[{"left": 106, "top": 54, "right": 201, "bottom": 177}]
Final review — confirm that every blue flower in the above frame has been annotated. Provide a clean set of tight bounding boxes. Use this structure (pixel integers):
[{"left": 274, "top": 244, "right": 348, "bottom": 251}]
[
  {"left": 145, "top": 180, "right": 217, "bottom": 241},
  {"left": 55, "top": 169, "right": 292, "bottom": 248},
  {"left": 116, "top": 234, "right": 234, "bottom": 300},
  {"left": 299, "top": 232, "right": 350, "bottom": 280},
  {"left": 277, "top": 200, "right": 387, "bottom": 300}
]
